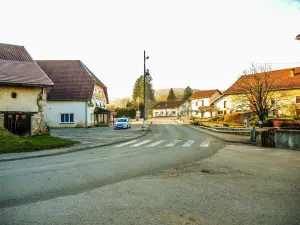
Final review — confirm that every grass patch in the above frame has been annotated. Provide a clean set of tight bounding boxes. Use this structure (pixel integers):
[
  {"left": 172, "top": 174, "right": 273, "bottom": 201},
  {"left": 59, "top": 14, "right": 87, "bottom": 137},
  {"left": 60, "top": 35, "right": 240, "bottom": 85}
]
[{"left": 0, "top": 127, "right": 79, "bottom": 153}]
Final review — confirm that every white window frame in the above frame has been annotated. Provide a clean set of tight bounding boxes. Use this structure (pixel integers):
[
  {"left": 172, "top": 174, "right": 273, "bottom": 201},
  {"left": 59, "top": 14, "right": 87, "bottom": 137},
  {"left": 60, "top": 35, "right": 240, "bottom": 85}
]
[{"left": 60, "top": 113, "right": 74, "bottom": 124}]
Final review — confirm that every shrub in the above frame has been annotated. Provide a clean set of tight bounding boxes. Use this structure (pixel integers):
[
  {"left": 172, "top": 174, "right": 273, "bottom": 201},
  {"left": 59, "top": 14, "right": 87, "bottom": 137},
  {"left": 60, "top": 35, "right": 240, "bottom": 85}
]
[
  {"left": 293, "top": 116, "right": 300, "bottom": 120},
  {"left": 224, "top": 113, "right": 244, "bottom": 124},
  {"left": 115, "top": 108, "right": 136, "bottom": 118},
  {"left": 262, "top": 118, "right": 274, "bottom": 127},
  {"left": 223, "top": 122, "right": 230, "bottom": 127},
  {"left": 249, "top": 114, "right": 259, "bottom": 126}
]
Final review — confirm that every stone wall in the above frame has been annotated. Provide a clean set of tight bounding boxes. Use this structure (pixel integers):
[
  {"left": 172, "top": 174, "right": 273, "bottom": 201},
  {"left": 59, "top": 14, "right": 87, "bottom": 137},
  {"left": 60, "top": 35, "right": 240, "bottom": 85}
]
[{"left": 275, "top": 129, "right": 300, "bottom": 150}]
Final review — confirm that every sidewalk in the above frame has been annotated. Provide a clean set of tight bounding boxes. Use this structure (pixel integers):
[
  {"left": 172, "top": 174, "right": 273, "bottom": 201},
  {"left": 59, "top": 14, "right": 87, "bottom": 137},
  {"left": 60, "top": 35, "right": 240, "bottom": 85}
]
[{"left": 0, "top": 123, "right": 152, "bottom": 162}]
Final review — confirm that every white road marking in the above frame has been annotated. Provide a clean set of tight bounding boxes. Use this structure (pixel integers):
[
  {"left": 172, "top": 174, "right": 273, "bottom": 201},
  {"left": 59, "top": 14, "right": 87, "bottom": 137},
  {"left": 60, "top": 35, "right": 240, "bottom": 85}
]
[
  {"left": 114, "top": 140, "right": 138, "bottom": 147},
  {"left": 166, "top": 140, "right": 181, "bottom": 147},
  {"left": 182, "top": 140, "right": 195, "bottom": 147},
  {"left": 200, "top": 140, "right": 210, "bottom": 147},
  {"left": 131, "top": 140, "right": 152, "bottom": 147},
  {"left": 147, "top": 140, "right": 167, "bottom": 147}
]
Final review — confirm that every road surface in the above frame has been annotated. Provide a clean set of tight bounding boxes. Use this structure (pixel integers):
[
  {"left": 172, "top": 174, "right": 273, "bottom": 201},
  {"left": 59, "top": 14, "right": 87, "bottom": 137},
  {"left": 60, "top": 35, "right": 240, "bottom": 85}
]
[{"left": 0, "top": 118, "right": 224, "bottom": 208}]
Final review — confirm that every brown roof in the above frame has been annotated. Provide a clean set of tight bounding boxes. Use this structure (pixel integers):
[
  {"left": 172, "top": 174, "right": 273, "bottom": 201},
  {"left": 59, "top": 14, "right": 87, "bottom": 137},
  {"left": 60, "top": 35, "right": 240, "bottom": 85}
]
[
  {"left": 224, "top": 67, "right": 300, "bottom": 95},
  {"left": 152, "top": 100, "right": 186, "bottom": 109},
  {"left": 189, "top": 89, "right": 221, "bottom": 99},
  {"left": 0, "top": 43, "right": 34, "bottom": 62},
  {"left": 296, "top": 34, "right": 300, "bottom": 40},
  {"left": 0, "top": 59, "right": 54, "bottom": 86},
  {"left": 36, "top": 60, "right": 108, "bottom": 102}
]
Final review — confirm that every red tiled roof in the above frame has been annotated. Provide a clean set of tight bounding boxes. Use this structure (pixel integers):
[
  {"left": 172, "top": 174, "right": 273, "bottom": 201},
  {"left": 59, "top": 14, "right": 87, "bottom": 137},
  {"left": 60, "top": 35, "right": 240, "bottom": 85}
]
[
  {"left": 0, "top": 43, "right": 34, "bottom": 62},
  {"left": 189, "top": 89, "right": 221, "bottom": 99},
  {"left": 152, "top": 100, "right": 186, "bottom": 109},
  {"left": 0, "top": 59, "right": 53, "bottom": 86},
  {"left": 224, "top": 67, "right": 300, "bottom": 95},
  {"left": 36, "top": 60, "right": 108, "bottom": 102}
]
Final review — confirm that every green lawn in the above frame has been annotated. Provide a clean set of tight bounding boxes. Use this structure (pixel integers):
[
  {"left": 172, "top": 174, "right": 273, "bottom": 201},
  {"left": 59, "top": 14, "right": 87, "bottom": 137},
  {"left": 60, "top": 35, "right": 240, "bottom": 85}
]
[{"left": 0, "top": 127, "right": 79, "bottom": 153}]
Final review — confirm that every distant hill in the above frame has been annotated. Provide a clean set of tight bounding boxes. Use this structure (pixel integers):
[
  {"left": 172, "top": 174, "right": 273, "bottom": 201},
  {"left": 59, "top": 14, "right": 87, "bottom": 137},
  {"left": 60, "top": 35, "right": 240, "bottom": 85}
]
[
  {"left": 108, "top": 88, "right": 201, "bottom": 107},
  {"left": 155, "top": 88, "right": 200, "bottom": 102}
]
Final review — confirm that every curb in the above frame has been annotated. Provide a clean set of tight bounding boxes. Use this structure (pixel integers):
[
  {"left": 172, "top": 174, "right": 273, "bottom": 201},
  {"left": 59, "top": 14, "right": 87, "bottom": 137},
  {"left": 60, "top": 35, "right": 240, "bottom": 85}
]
[{"left": 0, "top": 122, "right": 153, "bottom": 162}]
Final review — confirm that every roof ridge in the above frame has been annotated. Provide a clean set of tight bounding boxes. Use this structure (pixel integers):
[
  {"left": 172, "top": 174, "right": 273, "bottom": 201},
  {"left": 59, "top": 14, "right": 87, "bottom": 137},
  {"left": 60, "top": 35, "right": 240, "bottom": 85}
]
[{"left": 0, "top": 43, "right": 24, "bottom": 47}]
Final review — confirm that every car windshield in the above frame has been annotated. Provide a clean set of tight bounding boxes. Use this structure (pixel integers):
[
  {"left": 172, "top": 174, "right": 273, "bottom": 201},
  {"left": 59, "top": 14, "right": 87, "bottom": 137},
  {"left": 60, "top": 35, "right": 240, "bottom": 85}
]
[{"left": 117, "top": 119, "right": 127, "bottom": 122}]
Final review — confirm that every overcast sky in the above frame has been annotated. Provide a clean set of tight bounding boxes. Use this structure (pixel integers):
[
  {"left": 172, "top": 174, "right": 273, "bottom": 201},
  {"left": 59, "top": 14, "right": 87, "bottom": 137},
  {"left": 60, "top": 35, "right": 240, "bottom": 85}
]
[{"left": 1, "top": 0, "right": 300, "bottom": 100}]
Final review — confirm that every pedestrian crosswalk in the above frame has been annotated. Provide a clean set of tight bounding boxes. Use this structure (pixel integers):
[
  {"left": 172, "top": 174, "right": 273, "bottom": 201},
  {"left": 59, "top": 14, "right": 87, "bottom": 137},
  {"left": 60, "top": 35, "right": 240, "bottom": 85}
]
[{"left": 113, "top": 139, "right": 214, "bottom": 148}]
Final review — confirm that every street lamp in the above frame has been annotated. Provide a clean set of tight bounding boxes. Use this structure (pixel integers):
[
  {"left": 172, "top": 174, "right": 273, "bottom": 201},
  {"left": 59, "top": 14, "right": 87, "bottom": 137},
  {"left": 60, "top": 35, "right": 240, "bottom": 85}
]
[{"left": 143, "top": 50, "right": 150, "bottom": 128}]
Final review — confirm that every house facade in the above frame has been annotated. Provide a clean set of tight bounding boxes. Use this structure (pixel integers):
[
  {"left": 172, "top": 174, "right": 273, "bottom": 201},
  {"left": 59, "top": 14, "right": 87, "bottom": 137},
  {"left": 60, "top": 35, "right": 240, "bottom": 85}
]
[
  {"left": 0, "top": 43, "right": 54, "bottom": 135},
  {"left": 36, "top": 60, "right": 110, "bottom": 128},
  {"left": 189, "top": 89, "right": 222, "bottom": 118},
  {"left": 213, "top": 67, "right": 300, "bottom": 117},
  {"left": 152, "top": 100, "right": 190, "bottom": 117}
]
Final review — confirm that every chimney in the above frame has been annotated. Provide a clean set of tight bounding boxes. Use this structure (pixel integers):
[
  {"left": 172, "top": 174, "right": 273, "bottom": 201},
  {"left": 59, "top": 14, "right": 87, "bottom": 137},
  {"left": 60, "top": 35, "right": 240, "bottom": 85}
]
[{"left": 290, "top": 68, "right": 295, "bottom": 77}]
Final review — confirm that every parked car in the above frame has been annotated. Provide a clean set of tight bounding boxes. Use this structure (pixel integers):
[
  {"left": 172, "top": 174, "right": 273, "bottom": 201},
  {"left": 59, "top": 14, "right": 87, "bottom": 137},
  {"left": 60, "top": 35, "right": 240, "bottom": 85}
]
[{"left": 114, "top": 118, "right": 131, "bottom": 129}]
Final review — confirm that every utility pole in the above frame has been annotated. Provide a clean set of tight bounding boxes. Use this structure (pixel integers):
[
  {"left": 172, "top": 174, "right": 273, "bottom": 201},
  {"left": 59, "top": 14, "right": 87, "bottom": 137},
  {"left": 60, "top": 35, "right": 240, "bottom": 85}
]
[{"left": 143, "top": 50, "right": 148, "bottom": 128}]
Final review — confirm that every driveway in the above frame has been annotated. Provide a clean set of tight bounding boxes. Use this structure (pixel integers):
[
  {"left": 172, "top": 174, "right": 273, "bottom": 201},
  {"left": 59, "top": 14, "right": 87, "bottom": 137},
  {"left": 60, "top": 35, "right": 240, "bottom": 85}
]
[{"left": 50, "top": 124, "right": 143, "bottom": 146}]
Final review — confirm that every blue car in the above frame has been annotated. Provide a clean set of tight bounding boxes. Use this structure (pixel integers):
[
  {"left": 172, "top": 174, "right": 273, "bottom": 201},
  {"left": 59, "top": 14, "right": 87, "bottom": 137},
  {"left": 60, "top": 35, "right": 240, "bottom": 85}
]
[{"left": 114, "top": 118, "right": 131, "bottom": 129}]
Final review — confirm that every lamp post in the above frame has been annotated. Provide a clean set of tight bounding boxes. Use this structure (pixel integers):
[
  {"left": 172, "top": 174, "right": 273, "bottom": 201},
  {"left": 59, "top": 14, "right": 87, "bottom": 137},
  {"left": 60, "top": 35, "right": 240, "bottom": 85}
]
[{"left": 143, "top": 50, "right": 149, "bottom": 128}]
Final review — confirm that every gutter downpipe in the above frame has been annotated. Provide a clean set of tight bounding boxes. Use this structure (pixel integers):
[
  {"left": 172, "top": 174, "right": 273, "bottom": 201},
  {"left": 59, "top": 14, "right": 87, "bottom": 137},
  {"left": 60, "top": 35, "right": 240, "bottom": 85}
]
[{"left": 85, "top": 101, "right": 88, "bottom": 128}]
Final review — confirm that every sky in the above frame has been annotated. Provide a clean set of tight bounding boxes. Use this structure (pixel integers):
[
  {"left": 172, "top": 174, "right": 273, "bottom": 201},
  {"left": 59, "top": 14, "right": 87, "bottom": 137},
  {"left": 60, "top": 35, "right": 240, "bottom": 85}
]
[{"left": 1, "top": 0, "right": 300, "bottom": 100}]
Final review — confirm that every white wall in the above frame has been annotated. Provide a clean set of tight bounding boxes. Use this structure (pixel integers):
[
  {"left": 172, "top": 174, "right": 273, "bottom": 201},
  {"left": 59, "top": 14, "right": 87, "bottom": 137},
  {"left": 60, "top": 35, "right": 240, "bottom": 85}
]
[
  {"left": 47, "top": 101, "right": 86, "bottom": 128},
  {"left": 153, "top": 108, "right": 178, "bottom": 117},
  {"left": 191, "top": 98, "right": 211, "bottom": 110}
]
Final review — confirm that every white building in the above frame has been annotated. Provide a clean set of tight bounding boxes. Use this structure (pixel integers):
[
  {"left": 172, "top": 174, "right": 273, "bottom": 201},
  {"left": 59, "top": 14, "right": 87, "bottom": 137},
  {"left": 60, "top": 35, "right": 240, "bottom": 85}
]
[
  {"left": 152, "top": 100, "right": 190, "bottom": 117},
  {"left": 36, "top": 60, "right": 110, "bottom": 128},
  {"left": 189, "top": 89, "right": 222, "bottom": 118}
]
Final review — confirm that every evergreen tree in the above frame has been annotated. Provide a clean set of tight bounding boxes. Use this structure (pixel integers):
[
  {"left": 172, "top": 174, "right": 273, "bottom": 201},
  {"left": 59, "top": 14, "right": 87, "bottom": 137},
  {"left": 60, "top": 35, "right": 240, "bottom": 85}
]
[
  {"left": 132, "top": 75, "right": 155, "bottom": 102},
  {"left": 183, "top": 86, "right": 193, "bottom": 100},
  {"left": 167, "top": 88, "right": 177, "bottom": 101}
]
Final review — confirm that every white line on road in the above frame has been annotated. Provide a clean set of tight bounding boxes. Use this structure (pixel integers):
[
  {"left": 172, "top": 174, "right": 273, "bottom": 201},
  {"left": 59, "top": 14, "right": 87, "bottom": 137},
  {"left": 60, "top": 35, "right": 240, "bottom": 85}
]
[
  {"left": 166, "top": 140, "right": 181, "bottom": 147},
  {"left": 131, "top": 140, "right": 152, "bottom": 147},
  {"left": 146, "top": 140, "right": 167, "bottom": 147},
  {"left": 182, "top": 140, "right": 195, "bottom": 147},
  {"left": 114, "top": 140, "right": 138, "bottom": 147},
  {"left": 200, "top": 140, "right": 210, "bottom": 147}
]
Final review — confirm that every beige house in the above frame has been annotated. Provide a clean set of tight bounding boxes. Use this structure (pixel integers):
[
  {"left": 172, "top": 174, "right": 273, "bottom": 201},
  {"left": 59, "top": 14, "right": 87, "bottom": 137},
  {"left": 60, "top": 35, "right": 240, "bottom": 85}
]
[
  {"left": 0, "top": 43, "right": 54, "bottom": 135},
  {"left": 213, "top": 67, "right": 300, "bottom": 117},
  {"left": 36, "top": 60, "right": 110, "bottom": 128},
  {"left": 189, "top": 89, "right": 222, "bottom": 118},
  {"left": 152, "top": 100, "right": 190, "bottom": 117}
]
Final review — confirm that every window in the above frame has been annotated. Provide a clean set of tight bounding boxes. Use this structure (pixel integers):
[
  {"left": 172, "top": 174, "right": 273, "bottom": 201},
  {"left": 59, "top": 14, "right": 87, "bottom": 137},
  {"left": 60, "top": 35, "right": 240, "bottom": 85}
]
[
  {"left": 201, "top": 100, "right": 204, "bottom": 106},
  {"left": 271, "top": 98, "right": 276, "bottom": 104},
  {"left": 173, "top": 111, "right": 176, "bottom": 115},
  {"left": 273, "top": 109, "right": 278, "bottom": 115},
  {"left": 195, "top": 101, "right": 198, "bottom": 106},
  {"left": 218, "top": 110, "right": 224, "bottom": 115},
  {"left": 11, "top": 92, "right": 17, "bottom": 98},
  {"left": 60, "top": 113, "right": 74, "bottom": 123},
  {"left": 224, "top": 101, "right": 227, "bottom": 108},
  {"left": 296, "top": 96, "right": 300, "bottom": 103}
]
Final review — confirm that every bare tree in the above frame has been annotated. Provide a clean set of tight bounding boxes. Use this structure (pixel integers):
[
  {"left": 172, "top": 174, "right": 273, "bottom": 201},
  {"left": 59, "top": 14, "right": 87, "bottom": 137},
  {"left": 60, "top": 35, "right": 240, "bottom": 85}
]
[{"left": 231, "top": 64, "right": 287, "bottom": 123}]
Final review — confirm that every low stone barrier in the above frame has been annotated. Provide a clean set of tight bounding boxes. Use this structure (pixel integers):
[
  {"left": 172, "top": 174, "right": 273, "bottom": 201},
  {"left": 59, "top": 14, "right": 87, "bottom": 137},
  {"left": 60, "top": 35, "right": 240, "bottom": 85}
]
[
  {"left": 196, "top": 125, "right": 251, "bottom": 136},
  {"left": 275, "top": 129, "right": 300, "bottom": 150}
]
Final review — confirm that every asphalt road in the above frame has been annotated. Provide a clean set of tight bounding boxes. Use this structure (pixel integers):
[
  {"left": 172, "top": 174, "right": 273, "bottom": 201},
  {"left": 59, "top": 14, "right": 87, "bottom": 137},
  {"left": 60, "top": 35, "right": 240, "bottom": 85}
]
[
  {"left": 0, "top": 118, "right": 224, "bottom": 208},
  {"left": 1, "top": 118, "right": 299, "bottom": 225}
]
